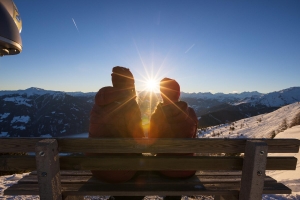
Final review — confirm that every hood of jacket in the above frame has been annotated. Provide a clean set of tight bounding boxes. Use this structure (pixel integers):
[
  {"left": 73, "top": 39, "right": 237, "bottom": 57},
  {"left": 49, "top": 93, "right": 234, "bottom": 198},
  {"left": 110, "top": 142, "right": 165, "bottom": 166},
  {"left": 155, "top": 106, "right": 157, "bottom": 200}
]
[
  {"left": 154, "top": 101, "right": 191, "bottom": 124},
  {"left": 95, "top": 86, "right": 135, "bottom": 106}
]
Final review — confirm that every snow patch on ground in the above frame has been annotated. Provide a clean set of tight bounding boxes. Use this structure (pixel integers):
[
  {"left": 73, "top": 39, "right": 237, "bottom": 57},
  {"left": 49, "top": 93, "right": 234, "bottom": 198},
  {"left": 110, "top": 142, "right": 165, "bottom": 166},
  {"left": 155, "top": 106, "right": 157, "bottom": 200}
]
[
  {"left": 0, "top": 132, "right": 8, "bottom": 137},
  {"left": 198, "top": 102, "right": 300, "bottom": 139},
  {"left": 40, "top": 134, "right": 52, "bottom": 138},
  {"left": 0, "top": 113, "right": 10, "bottom": 119},
  {"left": 0, "top": 113, "right": 10, "bottom": 122},
  {"left": 0, "top": 173, "right": 39, "bottom": 199},
  {"left": 263, "top": 125, "right": 300, "bottom": 199},
  {"left": 3, "top": 97, "right": 32, "bottom": 107},
  {"left": 12, "top": 125, "right": 26, "bottom": 130},
  {"left": 11, "top": 116, "right": 30, "bottom": 124}
]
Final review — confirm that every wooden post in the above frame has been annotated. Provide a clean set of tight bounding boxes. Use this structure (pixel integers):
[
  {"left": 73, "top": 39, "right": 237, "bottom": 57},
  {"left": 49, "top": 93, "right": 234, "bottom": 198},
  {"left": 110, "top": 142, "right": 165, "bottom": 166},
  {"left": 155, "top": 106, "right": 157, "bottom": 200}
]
[
  {"left": 239, "top": 140, "right": 268, "bottom": 200},
  {"left": 35, "top": 139, "right": 62, "bottom": 200}
]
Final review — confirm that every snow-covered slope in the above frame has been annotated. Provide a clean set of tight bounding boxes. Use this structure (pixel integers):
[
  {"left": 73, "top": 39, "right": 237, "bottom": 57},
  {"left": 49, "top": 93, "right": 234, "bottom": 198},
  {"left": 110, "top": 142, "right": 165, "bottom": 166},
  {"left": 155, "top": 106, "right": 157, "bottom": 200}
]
[
  {"left": 198, "top": 102, "right": 300, "bottom": 139},
  {"left": 198, "top": 102, "right": 300, "bottom": 199},
  {"left": 263, "top": 125, "right": 300, "bottom": 200}
]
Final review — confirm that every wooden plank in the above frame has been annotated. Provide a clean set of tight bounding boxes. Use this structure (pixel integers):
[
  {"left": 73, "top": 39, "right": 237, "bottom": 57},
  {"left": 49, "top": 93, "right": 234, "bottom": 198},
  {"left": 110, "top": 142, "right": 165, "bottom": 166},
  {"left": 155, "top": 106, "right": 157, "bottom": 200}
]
[
  {"left": 51, "top": 170, "right": 244, "bottom": 177},
  {"left": 4, "top": 181, "right": 290, "bottom": 196},
  {"left": 263, "top": 182, "right": 292, "bottom": 194},
  {"left": 239, "top": 141, "right": 268, "bottom": 200},
  {"left": 0, "top": 138, "right": 41, "bottom": 152},
  {"left": 266, "top": 157, "right": 298, "bottom": 170},
  {"left": 35, "top": 139, "right": 62, "bottom": 200},
  {"left": 0, "top": 156, "right": 297, "bottom": 171},
  {"left": 18, "top": 174, "right": 277, "bottom": 184},
  {"left": 0, "top": 138, "right": 299, "bottom": 153},
  {"left": 0, "top": 155, "right": 36, "bottom": 171},
  {"left": 60, "top": 156, "right": 244, "bottom": 171},
  {"left": 62, "top": 195, "right": 84, "bottom": 200},
  {"left": 196, "top": 171, "right": 242, "bottom": 176},
  {"left": 30, "top": 170, "right": 92, "bottom": 176},
  {"left": 215, "top": 195, "right": 239, "bottom": 200}
]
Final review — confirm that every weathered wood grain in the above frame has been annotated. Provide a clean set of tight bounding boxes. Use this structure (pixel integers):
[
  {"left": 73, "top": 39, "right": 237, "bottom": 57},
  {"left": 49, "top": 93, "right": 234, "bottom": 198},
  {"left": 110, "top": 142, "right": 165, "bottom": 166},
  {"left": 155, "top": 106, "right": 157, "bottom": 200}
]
[
  {"left": 0, "top": 156, "right": 297, "bottom": 171},
  {"left": 0, "top": 138, "right": 299, "bottom": 153},
  {"left": 215, "top": 195, "right": 239, "bottom": 200},
  {"left": 18, "top": 174, "right": 277, "bottom": 184},
  {"left": 1, "top": 138, "right": 298, "bottom": 198},
  {"left": 35, "top": 139, "right": 62, "bottom": 200},
  {"left": 62, "top": 195, "right": 84, "bottom": 200},
  {"left": 30, "top": 170, "right": 239, "bottom": 176},
  {"left": 239, "top": 141, "right": 268, "bottom": 200},
  {"left": 4, "top": 182, "right": 290, "bottom": 196},
  {"left": 30, "top": 170, "right": 92, "bottom": 176}
]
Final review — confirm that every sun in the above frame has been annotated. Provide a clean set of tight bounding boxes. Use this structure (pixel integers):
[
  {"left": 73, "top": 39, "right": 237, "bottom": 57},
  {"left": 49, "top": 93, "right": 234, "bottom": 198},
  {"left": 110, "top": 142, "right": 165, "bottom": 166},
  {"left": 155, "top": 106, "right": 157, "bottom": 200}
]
[{"left": 145, "top": 79, "right": 159, "bottom": 92}]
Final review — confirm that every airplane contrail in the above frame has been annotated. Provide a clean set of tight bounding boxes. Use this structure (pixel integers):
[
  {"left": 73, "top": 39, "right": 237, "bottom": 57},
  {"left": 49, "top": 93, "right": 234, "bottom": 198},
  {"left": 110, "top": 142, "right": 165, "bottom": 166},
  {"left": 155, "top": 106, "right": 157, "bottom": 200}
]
[
  {"left": 72, "top": 18, "right": 79, "bottom": 33},
  {"left": 185, "top": 44, "right": 195, "bottom": 53}
]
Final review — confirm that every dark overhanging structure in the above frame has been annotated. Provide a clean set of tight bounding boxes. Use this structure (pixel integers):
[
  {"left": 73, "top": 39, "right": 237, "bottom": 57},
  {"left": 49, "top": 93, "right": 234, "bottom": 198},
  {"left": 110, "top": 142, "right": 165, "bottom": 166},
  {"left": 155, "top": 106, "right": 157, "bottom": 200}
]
[{"left": 0, "top": 0, "right": 22, "bottom": 57}]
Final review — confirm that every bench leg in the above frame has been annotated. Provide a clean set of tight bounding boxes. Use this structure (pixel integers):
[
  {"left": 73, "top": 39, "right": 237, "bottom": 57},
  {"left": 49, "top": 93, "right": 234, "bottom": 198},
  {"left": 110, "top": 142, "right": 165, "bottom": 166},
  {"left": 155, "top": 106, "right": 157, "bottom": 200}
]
[
  {"left": 35, "top": 139, "right": 62, "bottom": 200},
  {"left": 239, "top": 140, "right": 268, "bottom": 200}
]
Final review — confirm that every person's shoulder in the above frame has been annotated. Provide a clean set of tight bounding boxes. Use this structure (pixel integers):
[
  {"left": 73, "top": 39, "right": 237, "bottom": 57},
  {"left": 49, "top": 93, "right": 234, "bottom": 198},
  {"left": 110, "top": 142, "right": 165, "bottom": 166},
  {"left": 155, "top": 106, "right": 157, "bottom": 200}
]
[
  {"left": 153, "top": 102, "right": 164, "bottom": 111},
  {"left": 177, "top": 100, "right": 188, "bottom": 107},
  {"left": 151, "top": 102, "right": 164, "bottom": 118},
  {"left": 95, "top": 86, "right": 117, "bottom": 106},
  {"left": 187, "top": 106, "right": 197, "bottom": 122},
  {"left": 178, "top": 100, "right": 195, "bottom": 111},
  {"left": 97, "top": 86, "right": 115, "bottom": 93}
]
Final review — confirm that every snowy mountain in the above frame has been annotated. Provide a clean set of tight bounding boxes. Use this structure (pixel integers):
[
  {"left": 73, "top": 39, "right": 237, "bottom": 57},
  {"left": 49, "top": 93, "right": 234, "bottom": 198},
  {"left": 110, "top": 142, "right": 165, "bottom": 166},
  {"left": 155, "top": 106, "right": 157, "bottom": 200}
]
[
  {"left": 0, "top": 87, "right": 96, "bottom": 97},
  {"left": 234, "top": 87, "right": 300, "bottom": 107},
  {"left": 192, "top": 87, "right": 300, "bottom": 128},
  {"left": 0, "top": 89, "right": 94, "bottom": 137},
  {"left": 0, "top": 87, "right": 58, "bottom": 97},
  {"left": 1, "top": 86, "right": 300, "bottom": 137},
  {"left": 181, "top": 91, "right": 262, "bottom": 101}
]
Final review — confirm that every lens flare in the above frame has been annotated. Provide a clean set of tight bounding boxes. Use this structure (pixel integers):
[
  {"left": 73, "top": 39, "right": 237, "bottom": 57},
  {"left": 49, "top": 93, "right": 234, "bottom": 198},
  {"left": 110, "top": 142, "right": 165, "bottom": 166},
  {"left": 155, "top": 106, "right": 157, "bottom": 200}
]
[{"left": 145, "top": 79, "right": 159, "bottom": 92}]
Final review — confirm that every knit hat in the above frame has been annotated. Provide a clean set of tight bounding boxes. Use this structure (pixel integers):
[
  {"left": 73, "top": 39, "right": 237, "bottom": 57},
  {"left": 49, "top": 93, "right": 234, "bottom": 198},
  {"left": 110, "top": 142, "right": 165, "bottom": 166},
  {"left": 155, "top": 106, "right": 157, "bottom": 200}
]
[
  {"left": 111, "top": 66, "right": 135, "bottom": 89},
  {"left": 160, "top": 78, "right": 180, "bottom": 103}
]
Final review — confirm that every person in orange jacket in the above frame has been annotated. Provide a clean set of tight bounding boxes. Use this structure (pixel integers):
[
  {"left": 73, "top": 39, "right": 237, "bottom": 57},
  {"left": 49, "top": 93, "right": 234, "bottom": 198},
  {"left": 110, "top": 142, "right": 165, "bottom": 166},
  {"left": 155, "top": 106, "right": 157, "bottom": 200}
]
[
  {"left": 89, "top": 66, "right": 144, "bottom": 200},
  {"left": 149, "top": 78, "right": 198, "bottom": 200}
]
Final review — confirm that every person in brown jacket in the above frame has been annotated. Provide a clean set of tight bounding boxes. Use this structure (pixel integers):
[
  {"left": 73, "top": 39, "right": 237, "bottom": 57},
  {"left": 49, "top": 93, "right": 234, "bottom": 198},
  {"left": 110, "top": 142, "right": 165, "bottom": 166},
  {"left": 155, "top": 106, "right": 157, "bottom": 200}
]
[
  {"left": 149, "top": 78, "right": 198, "bottom": 200},
  {"left": 89, "top": 66, "right": 144, "bottom": 200}
]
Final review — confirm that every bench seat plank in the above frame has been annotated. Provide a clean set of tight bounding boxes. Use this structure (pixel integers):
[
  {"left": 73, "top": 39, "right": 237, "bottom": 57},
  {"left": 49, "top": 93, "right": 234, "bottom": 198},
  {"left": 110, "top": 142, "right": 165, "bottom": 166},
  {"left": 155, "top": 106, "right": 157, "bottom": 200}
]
[
  {"left": 18, "top": 174, "right": 278, "bottom": 184},
  {"left": 30, "top": 170, "right": 243, "bottom": 176},
  {"left": 30, "top": 170, "right": 244, "bottom": 176},
  {"left": 4, "top": 182, "right": 290, "bottom": 196}
]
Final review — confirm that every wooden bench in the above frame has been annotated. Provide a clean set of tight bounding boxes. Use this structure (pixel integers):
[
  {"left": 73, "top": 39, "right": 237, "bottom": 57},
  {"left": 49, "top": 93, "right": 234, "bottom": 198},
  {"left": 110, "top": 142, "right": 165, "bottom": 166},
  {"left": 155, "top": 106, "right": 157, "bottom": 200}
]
[{"left": 1, "top": 138, "right": 299, "bottom": 200}]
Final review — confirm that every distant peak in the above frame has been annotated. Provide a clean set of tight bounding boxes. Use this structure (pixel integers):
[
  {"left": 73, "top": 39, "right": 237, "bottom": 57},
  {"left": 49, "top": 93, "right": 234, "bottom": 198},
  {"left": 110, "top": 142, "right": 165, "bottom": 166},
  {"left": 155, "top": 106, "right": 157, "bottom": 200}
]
[{"left": 25, "top": 87, "right": 45, "bottom": 91}]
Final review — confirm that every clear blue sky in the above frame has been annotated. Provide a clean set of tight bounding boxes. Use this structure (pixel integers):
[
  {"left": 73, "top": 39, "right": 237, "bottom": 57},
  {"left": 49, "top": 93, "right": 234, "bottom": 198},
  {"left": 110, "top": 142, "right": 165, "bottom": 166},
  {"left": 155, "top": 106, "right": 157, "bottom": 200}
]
[{"left": 1, "top": 0, "right": 299, "bottom": 94}]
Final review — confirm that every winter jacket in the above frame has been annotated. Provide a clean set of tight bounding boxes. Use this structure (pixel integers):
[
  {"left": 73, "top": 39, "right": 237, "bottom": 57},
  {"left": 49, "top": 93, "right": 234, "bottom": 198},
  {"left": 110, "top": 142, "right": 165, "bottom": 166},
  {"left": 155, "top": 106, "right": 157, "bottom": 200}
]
[
  {"left": 88, "top": 86, "right": 144, "bottom": 183},
  {"left": 149, "top": 101, "right": 198, "bottom": 178}
]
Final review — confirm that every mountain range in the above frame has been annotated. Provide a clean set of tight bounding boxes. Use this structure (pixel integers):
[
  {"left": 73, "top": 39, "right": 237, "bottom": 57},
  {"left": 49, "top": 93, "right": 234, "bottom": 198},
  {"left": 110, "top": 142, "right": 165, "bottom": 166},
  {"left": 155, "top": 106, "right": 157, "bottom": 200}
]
[{"left": 0, "top": 86, "right": 300, "bottom": 137}]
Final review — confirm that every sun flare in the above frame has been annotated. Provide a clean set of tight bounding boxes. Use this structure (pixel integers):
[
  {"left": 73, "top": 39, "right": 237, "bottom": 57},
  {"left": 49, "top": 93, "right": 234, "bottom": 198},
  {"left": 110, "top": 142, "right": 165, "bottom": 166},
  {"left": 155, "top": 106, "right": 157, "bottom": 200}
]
[{"left": 145, "top": 79, "right": 159, "bottom": 92}]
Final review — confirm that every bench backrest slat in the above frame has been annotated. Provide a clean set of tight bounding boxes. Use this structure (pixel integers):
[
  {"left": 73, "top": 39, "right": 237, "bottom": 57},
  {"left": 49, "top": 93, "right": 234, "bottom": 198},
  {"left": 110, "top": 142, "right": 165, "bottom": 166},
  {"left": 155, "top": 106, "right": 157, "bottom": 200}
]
[
  {"left": 0, "top": 138, "right": 299, "bottom": 153},
  {"left": 0, "top": 156, "right": 297, "bottom": 171}
]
